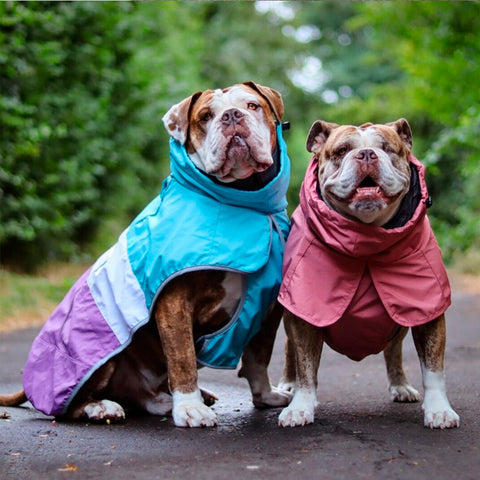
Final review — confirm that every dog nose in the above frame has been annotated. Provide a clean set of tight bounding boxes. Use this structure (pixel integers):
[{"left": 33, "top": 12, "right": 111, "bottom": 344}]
[
  {"left": 221, "top": 108, "right": 245, "bottom": 125},
  {"left": 355, "top": 149, "right": 378, "bottom": 165}
]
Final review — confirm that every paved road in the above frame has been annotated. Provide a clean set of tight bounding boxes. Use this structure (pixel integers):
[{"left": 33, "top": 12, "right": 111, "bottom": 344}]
[{"left": 1, "top": 279, "right": 479, "bottom": 479}]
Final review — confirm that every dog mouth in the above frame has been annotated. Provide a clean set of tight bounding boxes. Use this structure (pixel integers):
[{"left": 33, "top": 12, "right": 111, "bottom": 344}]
[
  {"left": 213, "top": 134, "right": 271, "bottom": 181},
  {"left": 351, "top": 176, "right": 387, "bottom": 203},
  {"left": 226, "top": 134, "right": 251, "bottom": 161}
]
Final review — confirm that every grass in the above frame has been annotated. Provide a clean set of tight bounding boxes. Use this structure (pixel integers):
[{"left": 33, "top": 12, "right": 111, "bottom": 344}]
[
  {"left": 1, "top": 260, "right": 480, "bottom": 334},
  {"left": 0, "top": 216, "right": 125, "bottom": 333},
  {"left": 0, "top": 263, "right": 88, "bottom": 333}
]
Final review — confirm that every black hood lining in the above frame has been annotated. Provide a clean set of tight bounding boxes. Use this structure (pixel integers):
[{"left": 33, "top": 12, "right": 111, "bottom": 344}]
[{"left": 382, "top": 164, "right": 421, "bottom": 229}]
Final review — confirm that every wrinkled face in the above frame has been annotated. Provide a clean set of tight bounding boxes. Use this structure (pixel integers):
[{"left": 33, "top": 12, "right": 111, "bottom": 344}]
[
  {"left": 162, "top": 84, "right": 282, "bottom": 182},
  {"left": 307, "top": 119, "right": 413, "bottom": 226}
]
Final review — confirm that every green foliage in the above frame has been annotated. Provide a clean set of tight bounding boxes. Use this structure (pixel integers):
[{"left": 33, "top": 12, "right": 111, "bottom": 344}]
[
  {"left": 425, "top": 110, "right": 480, "bottom": 259},
  {"left": 0, "top": 1, "right": 312, "bottom": 270},
  {"left": 2, "top": 1, "right": 480, "bottom": 270},
  {"left": 346, "top": 1, "right": 480, "bottom": 261},
  {"left": 288, "top": 1, "right": 480, "bottom": 261},
  {"left": 0, "top": 2, "right": 140, "bottom": 268}
]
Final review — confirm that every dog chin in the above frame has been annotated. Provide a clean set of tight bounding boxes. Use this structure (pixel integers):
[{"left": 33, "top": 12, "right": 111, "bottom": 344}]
[
  {"left": 349, "top": 198, "right": 386, "bottom": 216},
  {"left": 226, "top": 134, "right": 250, "bottom": 161},
  {"left": 213, "top": 162, "right": 270, "bottom": 183},
  {"left": 347, "top": 196, "right": 408, "bottom": 225},
  {"left": 210, "top": 149, "right": 272, "bottom": 183},
  {"left": 214, "top": 172, "right": 252, "bottom": 183}
]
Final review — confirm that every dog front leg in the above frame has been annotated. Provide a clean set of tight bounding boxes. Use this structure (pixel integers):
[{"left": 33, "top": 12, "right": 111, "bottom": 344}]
[
  {"left": 278, "top": 311, "right": 323, "bottom": 427},
  {"left": 383, "top": 327, "right": 420, "bottom": 402},
  {"left": 278, "top": 335, "right": 296, "bottom": 392},
  {"left": 239, "top": 301, "right": 291, "bottom": 408},
  {"left": 154, "top": 294, "right": 218, "bottom": 428},
  {"left": 411, "top": 314, "right": 459, "bottom": 429}
]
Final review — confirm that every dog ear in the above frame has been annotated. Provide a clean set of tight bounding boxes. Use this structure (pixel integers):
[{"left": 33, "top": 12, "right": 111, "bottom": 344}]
[
  {"left": 242, "top": 81, "right": 284, "bottom": 122},
  {"left": 162, "top": 91, "right": 203, "bottom": 144},
  {"left": 306, "top": 120, "right": 339, "bottom": 154},
  {"left": 387, "top": 118, "right": 413, "bottom": 150}
]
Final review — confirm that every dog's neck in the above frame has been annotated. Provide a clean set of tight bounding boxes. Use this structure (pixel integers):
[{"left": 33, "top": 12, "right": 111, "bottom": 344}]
[{"left": 203, "top": 143, "right": 281, "bottom": 191}]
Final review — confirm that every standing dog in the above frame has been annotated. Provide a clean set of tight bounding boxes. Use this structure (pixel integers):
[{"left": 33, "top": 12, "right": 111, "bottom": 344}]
[
  {"left": 0, "top": 82, "right": 292, "bottom": 427},
  {"left": 277, "top": 119, "right": 459, "bottom": 429}
]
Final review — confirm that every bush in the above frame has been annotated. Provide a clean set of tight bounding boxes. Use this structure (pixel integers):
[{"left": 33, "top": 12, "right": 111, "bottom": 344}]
[
  {"left": 425, "top": 110, "right": 480, "bottom": 261},
  {"left": 0, "top": 2, "right": 173, "bottom": 270}
]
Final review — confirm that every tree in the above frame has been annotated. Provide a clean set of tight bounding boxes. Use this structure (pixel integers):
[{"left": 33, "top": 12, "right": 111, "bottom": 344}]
[
  {"left": 0, "top": 1, "right": 311, "bottom": 270},
  {"left": 1, "top": 2, "right": 139, "bottom": 269},
  {"left": 348, "top": 1, "right": 480, "bottom": 260}
]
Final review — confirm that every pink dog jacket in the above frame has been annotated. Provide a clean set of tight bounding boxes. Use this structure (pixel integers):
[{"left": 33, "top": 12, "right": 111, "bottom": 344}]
[{"left": 278, "top": 155, "right": 451, "bottom": 361}]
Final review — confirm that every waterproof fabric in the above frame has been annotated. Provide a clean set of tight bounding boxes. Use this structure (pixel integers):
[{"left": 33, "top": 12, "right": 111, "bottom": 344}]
[
  {"left": 278, "top": 154, "right": 450, "bottom": 361},
  {"left": 23, "top": 124, "right": 290, "bottom": 416}
]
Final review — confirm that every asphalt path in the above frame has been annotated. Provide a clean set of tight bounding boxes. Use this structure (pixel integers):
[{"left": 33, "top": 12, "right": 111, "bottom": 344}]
[{"left": 1, "top": 277, "right": 479, "bottom": 480}]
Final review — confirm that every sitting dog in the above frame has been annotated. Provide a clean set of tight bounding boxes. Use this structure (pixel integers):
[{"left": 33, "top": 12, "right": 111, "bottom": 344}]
[
  {"left": 0, "top": 81, "right": 292, "bottom": 427},
  {"left": 277, "top": 119, "right": 460, "bottom": 429}
]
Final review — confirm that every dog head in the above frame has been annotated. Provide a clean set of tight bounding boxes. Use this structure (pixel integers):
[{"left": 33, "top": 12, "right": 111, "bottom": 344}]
[
  {"left": 306, "top": 119, "right": 413, "bottom": 226},
  {"left": 162, "top": 81, "right": 283, "bottom": 183}
]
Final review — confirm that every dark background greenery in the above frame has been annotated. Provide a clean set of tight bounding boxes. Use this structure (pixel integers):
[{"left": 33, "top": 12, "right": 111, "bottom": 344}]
[{"left": 1, "top": 1, "right": 479, "bottom": 271}]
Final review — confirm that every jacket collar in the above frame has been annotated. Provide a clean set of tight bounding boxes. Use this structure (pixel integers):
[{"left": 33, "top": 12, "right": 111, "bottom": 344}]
[
  {"left": 168, "top": 124, "right": 290, "bottom": 214},
  {"left": 300, "top": 154, "right": 430, "bottom": 257}
]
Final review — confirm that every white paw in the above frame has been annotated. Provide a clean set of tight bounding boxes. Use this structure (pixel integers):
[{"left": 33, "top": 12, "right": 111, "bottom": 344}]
[
  {"left": 83, "top": 399, "right": 125, "bottom": 422},
  {"left": 172, "top": 390, "right": 218, "bottom": 428},
  {"left": 423, "top": 392, "right": 460, "bottom": 429},
  {"left": 143, "top": 392, "right": 173, "bottom": 416},
  {"left": 253, "top": 385, "right": 293, "bottom": 408},
  {"left": 200, "top": 387, "right": 218, "bottom": 407},
  {"left": 279, "top": 405, "right": 314, "bottom": 427},
  {"left": 421, "top": 370, "right": 460, "bottom": 429},
  {"left": 390, "top": 384, "right": 421, "bottom": 403},
  {"left": 424, "top": 407, "right": 460, "bottom": 429},
  {"left": 277, "top": 379, "right": 295, "bottom": 393},
  {"left": 278, "top": 389, "right": 317, "bottom": 427}
]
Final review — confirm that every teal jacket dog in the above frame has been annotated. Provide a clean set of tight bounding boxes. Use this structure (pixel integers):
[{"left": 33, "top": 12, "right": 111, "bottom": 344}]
[{"left": 22, "top": 124, "right": 290, "bottom": 416}]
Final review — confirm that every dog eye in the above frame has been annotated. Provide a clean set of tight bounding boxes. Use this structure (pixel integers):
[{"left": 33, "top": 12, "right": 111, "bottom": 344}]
[
  {"left": 201, "top": 111, "right": 213, "bottom": 122},
  {"left": 247, "top": 103, "right": 259, "bottom": 110},
  {"left": 382, "top": 142, "right": 396, "bottom": 153},
  {"left": 335, "top": 147, "right": 348, "bottom": 157}
]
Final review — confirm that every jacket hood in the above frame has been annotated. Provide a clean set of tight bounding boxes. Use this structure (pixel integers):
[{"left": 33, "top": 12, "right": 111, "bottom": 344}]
[
  {"left": 300, "top": 154, "right": 430, "bottom": 257},
  {"left": 278, "top": 153, "right": 450, "bottom": 335},
  {"left": 169, "top": 123, "right": 290, "bottom": 214}
]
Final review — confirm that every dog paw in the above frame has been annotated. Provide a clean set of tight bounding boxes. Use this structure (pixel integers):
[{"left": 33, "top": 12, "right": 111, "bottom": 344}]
[
  {"left": 200, "top": 387, "right": 218, "bottom": 407},
  {"left": 424, "top": 407, "right": 460, "bottom": 429},
  {"left": 278, "top": 388, "right": 317, "bottom": 427},
  {"left": 83, "top": 399, "right": 125, "bottom": 423},
  {"left": 172, "top": 391, "right": 218, "bottom": 428},
  {"left": 390, "top": 384, "right": 420, "bottom": 403},
  {"left": 143, "top": 392, "right": 173, "bottom": 416},
  {"left": 422, "top": 385, "right": 460, "bottom": 429},
  {"left": 277, "top": 379, "right": 295, "bottom": 394},
  {"left": 278, "top": 405, "right": 314, "bottom": 427},
  {"left": 253, "top": 385, "right": 292, "bottom": 408}
]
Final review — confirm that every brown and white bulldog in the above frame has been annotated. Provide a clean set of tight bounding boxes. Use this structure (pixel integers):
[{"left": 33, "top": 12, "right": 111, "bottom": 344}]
[
  {"left": 0, "top": 82, "right": 291, "bottom": 427},
  {"left": 277, "top": 119, "right": 460, "bottom": 429},
  {"left": 166, "top": 82, "right": 280, "bottom": 183}
]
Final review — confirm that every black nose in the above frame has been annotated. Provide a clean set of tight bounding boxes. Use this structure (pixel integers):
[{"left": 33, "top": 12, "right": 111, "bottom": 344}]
[
  {"left": 355, "top": 149, "right": 378, "bottom": 165},
  {"left": 221, "top": 108, "right": 245, "bottom": 125}
]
